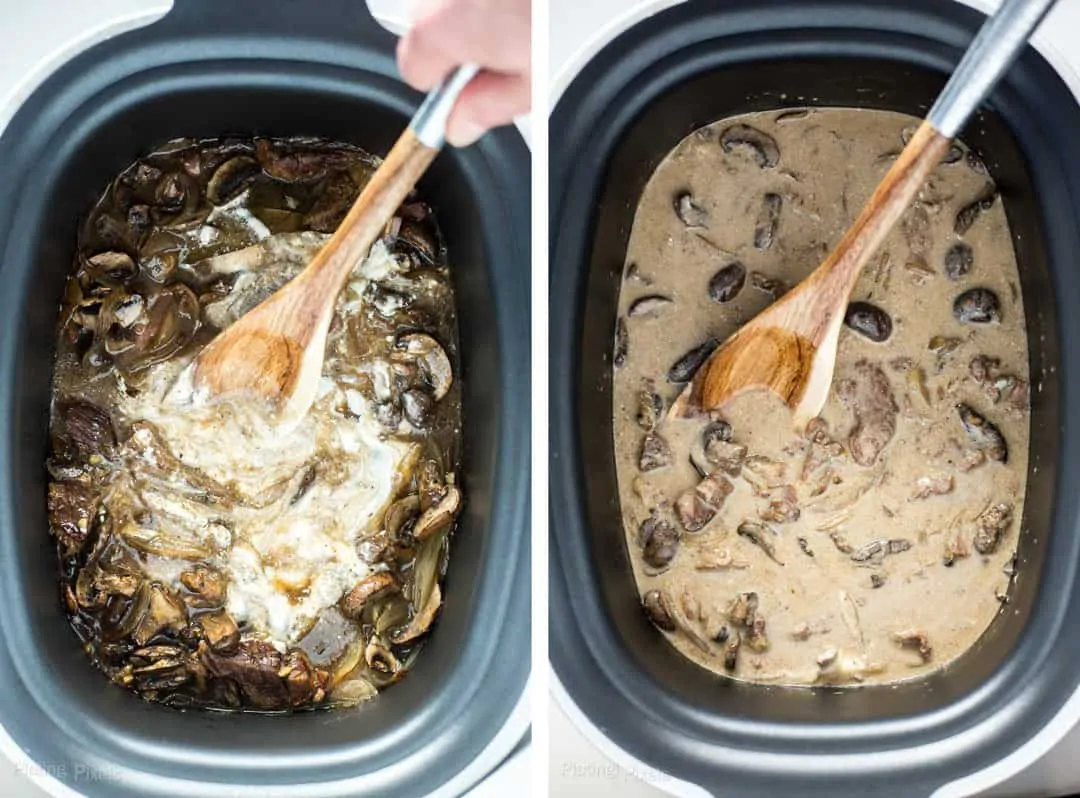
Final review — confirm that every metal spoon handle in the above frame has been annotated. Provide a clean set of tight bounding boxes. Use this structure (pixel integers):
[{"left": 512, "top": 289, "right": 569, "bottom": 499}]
[
  {"left": 928, "top": 0, "right": 1058, "bottom": 138},
  {"left": 410, "top": 63, "right": 482, "bottom": 148}
]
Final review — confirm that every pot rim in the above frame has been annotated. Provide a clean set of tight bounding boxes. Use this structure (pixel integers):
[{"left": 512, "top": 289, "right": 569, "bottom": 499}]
[
  {"left": 0, "top": 5, "right": 530, "bottom": 798},
  {"left": 548, "top": 1, "right": 1080, "bottom": 797}
]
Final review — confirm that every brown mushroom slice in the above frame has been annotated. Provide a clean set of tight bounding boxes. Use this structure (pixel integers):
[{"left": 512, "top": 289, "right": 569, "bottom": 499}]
[
  {"left": 974, "top": 502, "right": 1013, "bottom": 554},
  {"left": 118, "top": 520, "right": 215, "bottom": 561},
  {"left": 642, "top": 589, "right": 676, "bottom": 631},
  {"left": 719, "top": 124, "right": 780, "bottom": 168},
  {"left": 131, "top": 584, "right": 188, "bottom": 646},
  {"left": 384, "top": 494, "right": 421, "bottom": 538},
  {"left": 197, "top": 610, "right": 240, "bottom": 654},
  {"left": 47, "top": 481, "right": 96, "bottom": 549},
  {"left": 152, "top": 170, "right": 204, "bottom": 225},
  {"left": 364, "top": 638, "right": 402, "bottom": 676},
  {"left": 340, "top": 571, "right": 400, "bottom": 619},
  {"left": 51, "top": 399, "right": 116, "bottom": 463},
  {"left": 396, "top": 333, "right": 453, "bottom": 401},
  {"left": 254, "top": 138, "right": 339, "bottom": 183},
  {"left": 207, "top": 156, "right": 261, "bottom": 205},
  {"left": 104, "top": 283, "right": 200, "bottom": 372},
  {"left": 83, "top": 250, "right": 138, "bottom": 285},
  {"left": 675, "top": 474, "right": 733, "bottom": 532},
  {"left": 416, "top": 459, "right": 448, "bottom": 511},
  {"left": 179, "top": 563, "right": 227, "bottom": 607},
  {"left": 893, "top": 628, "right": 933, "bottom": 662},
  {"left": 396, "top": 219, "right": 440, "bottom": 265},
  {"left": 373, "top": 594, "right": 412, "bottom": 637},
  {"left": 131, "top": 656, "right": 192, "bottom": 692},
  {"left": 412, "top": 483, "right": 462, "bottom": 541},
  {"left": 674, "top": 192, "right": 708, "bottom": 228}
]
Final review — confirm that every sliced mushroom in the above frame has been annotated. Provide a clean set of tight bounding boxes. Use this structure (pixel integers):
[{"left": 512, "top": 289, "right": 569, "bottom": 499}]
[
  {"left": 974, "top": 503, "right": 1013, "bottom": 554},
  {"left": 911, "top": 474, "right": 954, "bottom": 500},
  {"left": 944, "top": 243, "right": 975, "bottom": 281},
  {"left": 639, "top": 510, "right": 680, "bottom": 570},
  {"left": 753, "top": 193, "right": 782, "bottom": 250},
  {"left": 179, "top": 564, "right": 226, "bottom": 607},
  {"left": 83, "top": 251, "right": 137, "bottom": 285},
  {"left": 304, "top": 170, "right": 360, "bottom": 233},
  {"left": 416, "top": 459, "right": 447, "bottom": 511},
  {"left": 384, "top": 494, "right": 421, "bottom": 539},
  {"left": 723, "top": 632, "right": 742, "bottom": 671},
  {"left": 47, "top": 481, "right": 96, "bottom": 549},
  {"left": 206, "top": 156, "right": 261, "bottom": 205},
  {"left": 719, "top": 124, "right": 780, "bottom": 168},
  {"left": 341, "top": 572, "right": 400, "bottom": 618},
  {"left": 364, "top": 638, "right": 402, "bottom": 675},
  {"left": 708, "top": 262, "right": 747, "bottom": 303},
  {"left": 614, "top": 317, "right": 628, "bottom": 369},
  {"left": 957, "top": 403, "right": 1008, "bottom": 463},
  {"left": 674, "top": 192, "right": 708, "bottom": 228},
  {"left": 736, "top": 521, "right": 784, "bottom": 565},
  {"left": 668, "top": 339, "right": 718, "bottom": 384},
  {"left": 153, "top": 171, "right": 202, "bottom": 224},
  {"left": 391, "top": 533, "right": 444, "bottom": 645},
  {"left": 51, "top": 399, "right": 115, "bottom": 463},
  {"left": 639, "top": 432, "right": 673, "bottom": 472},
  {"left": 749, "top": 271, "right": 784, "bottom": 299},
  {"left": 396, "top": 333, "right": 453, "bottom": 401},
  {"left": 675, "top": 474, "right": 733, "bottom": 532},
  {"left": 395, "top": 217, "right": 440, "bottom": 266},
  {"left": 412, "top": 483, "right": 462, "bottom": 541},
  {"left": 843, "top": 302, "right": 892, "bottom": 343},
  {"left": 402, "top": 389, "right": 434, "bottom": 427},
  {"left": 629, "top": 295, "right": 673, "bottom": 318},
  {"left": 197, "top": 611, "right": 240, "bottom": 654},
  {"left": 635, "top": 383, "right": 664, "bottom": 431},
  {"left": 850, "top": 538, "right": 912, "bottom": 563},
  {"left": 131, "top": 584, "right": 188, "bottom": 646},
  {"left": 642, "top": 589, "right": 676, "bottom": 631},
  {"left": 102, "top": 283, "right": 200, "bottom": 372},
  {"left": 953, "top": 288, "right": 1000, "bottom": 324},
  {"left": 954, "top": 184, "right": 998, "bottom": 236}
]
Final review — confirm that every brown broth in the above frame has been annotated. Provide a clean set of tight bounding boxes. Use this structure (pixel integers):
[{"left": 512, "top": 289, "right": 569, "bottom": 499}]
[{"left": 48, "top": 137, "right": 462, "bottom": 711}]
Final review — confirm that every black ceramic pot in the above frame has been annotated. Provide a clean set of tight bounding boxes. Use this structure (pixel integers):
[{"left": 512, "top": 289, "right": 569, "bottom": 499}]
[
  {"left": 0, "top": 2, "right": 531, "bottom": 796},
  {"left": 550, "top": 1, "right": 1080, "bottom": 795}
]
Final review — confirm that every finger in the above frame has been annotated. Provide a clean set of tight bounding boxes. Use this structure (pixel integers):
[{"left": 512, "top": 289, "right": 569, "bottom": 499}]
[
  {"left": 396, "top": 0, "right": 530, "bottom": 91},
  {"left": 445, "top": 70, "right": 531, "bottom": 147}
]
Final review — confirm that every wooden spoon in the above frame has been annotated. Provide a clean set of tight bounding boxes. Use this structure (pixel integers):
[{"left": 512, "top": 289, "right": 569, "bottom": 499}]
[
  {"left": 192, "top": 63, "right": 479, "bottom": 421},
  {"left": 669, "top": 0, "right": 1058, "bottom": 429}
]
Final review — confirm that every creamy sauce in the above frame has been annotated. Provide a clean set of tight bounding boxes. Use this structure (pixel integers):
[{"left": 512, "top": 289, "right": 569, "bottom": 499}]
[
  {"left": 124, "top": 239, "right": 413, "bottom": 648},
  {"left": 614, "top": 109, "right": 1030, "bottom": 685}
]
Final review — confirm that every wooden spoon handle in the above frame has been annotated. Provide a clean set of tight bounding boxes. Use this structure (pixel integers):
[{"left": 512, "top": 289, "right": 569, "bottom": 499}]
[
  {"left": 798, "top": 120, "right": 953, "bottom": 339},
  {"left": 299, "top": 128, "right": 438, "bottom": 298}
]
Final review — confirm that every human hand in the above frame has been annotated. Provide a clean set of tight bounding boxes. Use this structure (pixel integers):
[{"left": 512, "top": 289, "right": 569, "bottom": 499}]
[{"left": 396, "top": 0, "right": 531, "bottom": 147}]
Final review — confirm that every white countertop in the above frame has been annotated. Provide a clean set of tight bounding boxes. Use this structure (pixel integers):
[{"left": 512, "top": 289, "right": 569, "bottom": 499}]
[
  {"left": 0, "top": 2, "right": 529, "bottom": 797},
  {"left": 548, "top": 0, "right": 1080, "bottom": 796}
]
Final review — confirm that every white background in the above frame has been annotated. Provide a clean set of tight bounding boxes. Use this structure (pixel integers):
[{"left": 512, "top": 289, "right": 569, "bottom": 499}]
[{"left": 547, "top": 1, "right": 1080, "bottom": 797}]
